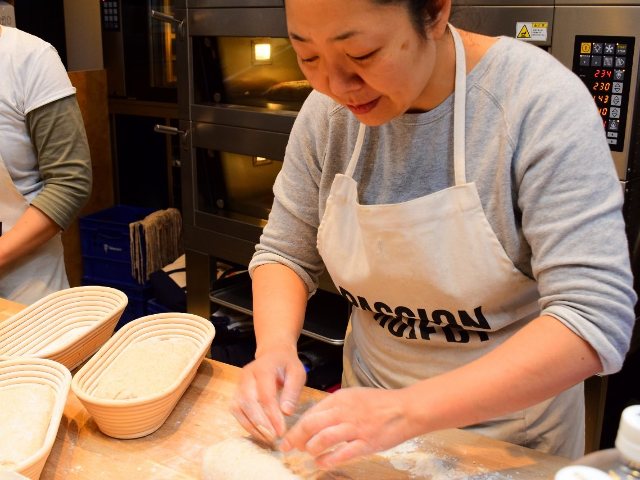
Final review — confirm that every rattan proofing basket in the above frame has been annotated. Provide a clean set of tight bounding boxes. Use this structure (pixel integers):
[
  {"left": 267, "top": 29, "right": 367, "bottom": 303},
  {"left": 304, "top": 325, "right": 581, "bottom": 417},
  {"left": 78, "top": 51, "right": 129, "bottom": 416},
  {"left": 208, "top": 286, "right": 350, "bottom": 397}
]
[
  {"left": 0, "top": 358, "right": 71, "bottom": 480},
  {"left": 71, "top": 312, "right": 215, "bottom": 439},
  {"left": 0, "top": 286, "right": 128, "bottom": 371}
]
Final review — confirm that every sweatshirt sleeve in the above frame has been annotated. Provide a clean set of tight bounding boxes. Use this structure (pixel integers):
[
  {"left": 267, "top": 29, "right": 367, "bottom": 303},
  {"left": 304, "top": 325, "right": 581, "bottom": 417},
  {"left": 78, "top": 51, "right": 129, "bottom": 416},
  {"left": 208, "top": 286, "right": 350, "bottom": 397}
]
[
  {"left": 510, "top": 54, "right": 636, "bottom": 374},
  {"left": 248, "top": 92, "right": 332, "bottom": 294}
]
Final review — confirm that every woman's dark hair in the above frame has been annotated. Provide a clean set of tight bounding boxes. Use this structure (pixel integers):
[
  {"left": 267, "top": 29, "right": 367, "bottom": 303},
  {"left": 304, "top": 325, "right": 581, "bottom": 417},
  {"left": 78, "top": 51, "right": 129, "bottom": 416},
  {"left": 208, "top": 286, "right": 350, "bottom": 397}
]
[{"left": 372, "top": 0, "right": 445, "bottom": 37}]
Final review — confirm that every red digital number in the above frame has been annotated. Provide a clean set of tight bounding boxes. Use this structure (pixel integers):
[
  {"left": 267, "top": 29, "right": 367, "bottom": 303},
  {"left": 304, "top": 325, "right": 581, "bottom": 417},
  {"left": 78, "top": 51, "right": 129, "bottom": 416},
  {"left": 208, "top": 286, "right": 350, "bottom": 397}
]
[
  {"left": 593, "top": 82, "right": 611, "bottom": 92},
  {"left": 594, "top": 69, "right": 613, "bottom": 79}
]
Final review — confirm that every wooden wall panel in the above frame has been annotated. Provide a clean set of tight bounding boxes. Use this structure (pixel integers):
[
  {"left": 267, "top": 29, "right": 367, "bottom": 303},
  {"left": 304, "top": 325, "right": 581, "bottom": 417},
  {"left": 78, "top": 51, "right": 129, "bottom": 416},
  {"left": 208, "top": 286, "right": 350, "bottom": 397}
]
[{"left": 62, "top": 69, "right": 115, "bottom": 286}]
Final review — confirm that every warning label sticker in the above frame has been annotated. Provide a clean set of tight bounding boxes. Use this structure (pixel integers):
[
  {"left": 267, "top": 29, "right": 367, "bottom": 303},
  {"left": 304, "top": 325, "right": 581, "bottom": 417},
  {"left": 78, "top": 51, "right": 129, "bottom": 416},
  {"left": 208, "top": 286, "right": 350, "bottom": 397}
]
[{"left": 516, "top": 22, "right": 548, "bottom": 42}]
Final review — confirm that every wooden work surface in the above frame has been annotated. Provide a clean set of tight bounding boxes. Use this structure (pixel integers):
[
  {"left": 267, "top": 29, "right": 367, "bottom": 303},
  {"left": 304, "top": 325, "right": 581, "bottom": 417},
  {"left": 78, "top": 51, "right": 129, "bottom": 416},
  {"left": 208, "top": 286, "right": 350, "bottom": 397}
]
[{"left": 0, "top": 298, "right": 570, "bottom": 479}]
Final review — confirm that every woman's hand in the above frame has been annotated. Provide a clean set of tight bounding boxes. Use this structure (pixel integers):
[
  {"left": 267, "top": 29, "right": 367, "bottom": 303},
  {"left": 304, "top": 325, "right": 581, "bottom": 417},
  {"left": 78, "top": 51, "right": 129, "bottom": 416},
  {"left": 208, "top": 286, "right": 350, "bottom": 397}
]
[
  {"left": 231, "top": 345, "right": 307, "bottom": 445},
  {"left": 280, "top": 387, "right": 414, "bottom": 468}
]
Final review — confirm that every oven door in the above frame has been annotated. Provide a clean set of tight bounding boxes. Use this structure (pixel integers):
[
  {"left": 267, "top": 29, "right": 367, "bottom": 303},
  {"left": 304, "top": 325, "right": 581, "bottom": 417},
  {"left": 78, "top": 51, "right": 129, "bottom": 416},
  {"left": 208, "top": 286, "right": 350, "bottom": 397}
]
[
  {"left": 102, "top": 0, "right": 178, "bottom": 101},
  {"left": 180, "top": 1, "right": 309, "bottom": 132}
]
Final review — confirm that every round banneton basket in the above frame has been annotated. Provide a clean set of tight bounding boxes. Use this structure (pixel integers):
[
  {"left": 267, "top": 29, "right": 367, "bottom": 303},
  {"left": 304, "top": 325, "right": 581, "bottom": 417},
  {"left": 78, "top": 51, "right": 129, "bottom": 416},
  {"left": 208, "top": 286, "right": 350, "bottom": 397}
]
[
  {"left": 0, "top": 358, "right": 71, "bottom": 480},
  {"left": 71, "top": 313, "right": 216, "bottom": 439},
  {"left": 0, "top": 286, "right": 128, "bottom": 371}
]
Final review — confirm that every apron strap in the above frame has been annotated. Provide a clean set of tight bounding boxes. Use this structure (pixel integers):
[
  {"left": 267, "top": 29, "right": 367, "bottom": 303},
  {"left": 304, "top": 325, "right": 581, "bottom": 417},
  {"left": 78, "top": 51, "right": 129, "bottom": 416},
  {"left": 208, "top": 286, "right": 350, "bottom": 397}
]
[
  {"left": 450, "top": 24, "right": 467, "bottom": 186},
  {"left": 344, "top": 122, "right": 367, "bottom": 178}
]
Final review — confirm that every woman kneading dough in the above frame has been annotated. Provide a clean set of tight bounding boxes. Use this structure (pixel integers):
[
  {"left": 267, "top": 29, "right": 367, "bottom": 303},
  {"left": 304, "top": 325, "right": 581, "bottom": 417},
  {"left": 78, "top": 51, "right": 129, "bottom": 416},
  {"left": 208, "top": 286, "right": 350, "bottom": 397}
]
[{"left": 231, "top": 0, "right": 637, "bottom": 468}]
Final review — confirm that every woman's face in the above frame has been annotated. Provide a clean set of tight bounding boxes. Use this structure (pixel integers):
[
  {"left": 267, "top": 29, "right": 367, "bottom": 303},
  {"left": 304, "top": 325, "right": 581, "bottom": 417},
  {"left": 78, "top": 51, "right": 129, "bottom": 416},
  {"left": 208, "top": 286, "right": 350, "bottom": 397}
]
[{"left": 286, "top": 0, "right": 450, "bottom": 126}]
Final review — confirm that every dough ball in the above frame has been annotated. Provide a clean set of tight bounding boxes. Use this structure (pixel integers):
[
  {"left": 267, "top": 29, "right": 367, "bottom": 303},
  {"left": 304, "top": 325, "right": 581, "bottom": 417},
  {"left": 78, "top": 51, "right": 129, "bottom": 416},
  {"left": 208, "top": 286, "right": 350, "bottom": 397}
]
[
  {"left": 0, "top": 384, "right": 54, "bottom": 468},
  {"left": 201, "top": 437, "right": 302, "bottom": 480}
]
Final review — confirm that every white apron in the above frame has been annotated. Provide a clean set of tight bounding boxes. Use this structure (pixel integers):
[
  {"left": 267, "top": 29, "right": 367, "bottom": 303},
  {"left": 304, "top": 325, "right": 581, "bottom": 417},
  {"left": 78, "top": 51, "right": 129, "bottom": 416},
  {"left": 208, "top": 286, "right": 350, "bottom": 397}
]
[
  {"left": 316, "top": 25, "right": 584, "bottom": 458},
  {"left": 0, "top": 151, "right": 68, "bottom": 304}
]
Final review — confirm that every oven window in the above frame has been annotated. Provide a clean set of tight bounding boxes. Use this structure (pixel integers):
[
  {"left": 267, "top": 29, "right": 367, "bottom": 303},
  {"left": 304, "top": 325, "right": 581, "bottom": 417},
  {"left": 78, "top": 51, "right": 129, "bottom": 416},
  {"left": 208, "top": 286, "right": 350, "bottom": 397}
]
[
  {"left": 192, "top": 36, "right": 311, "bottom": 111},
  {"left": 196, "top": 148, "right": 281, "bottom": 225},
  {"left": 149, "top": 0, "right": 177, "bottom": 88}
]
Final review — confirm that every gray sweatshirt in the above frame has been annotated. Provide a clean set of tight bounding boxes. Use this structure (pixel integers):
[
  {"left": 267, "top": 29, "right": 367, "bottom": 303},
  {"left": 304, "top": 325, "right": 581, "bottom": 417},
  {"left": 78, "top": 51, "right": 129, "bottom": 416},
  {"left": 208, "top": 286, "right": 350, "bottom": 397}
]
[{"left": 249, "top": 36, "right": 637, "bottom": 375}]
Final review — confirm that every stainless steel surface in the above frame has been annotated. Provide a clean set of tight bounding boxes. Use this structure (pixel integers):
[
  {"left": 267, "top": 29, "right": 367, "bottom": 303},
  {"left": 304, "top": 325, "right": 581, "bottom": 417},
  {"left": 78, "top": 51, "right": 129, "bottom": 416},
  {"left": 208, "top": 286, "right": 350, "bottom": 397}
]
[
  {"left": 556, "top": 0, "right": 640, "bottom": 4},
  {"left": 188, "top": 7, "right": 287, "bottom": 37},
  {"left": 451, "top": 6, "right": 554, "bottom": 47}
]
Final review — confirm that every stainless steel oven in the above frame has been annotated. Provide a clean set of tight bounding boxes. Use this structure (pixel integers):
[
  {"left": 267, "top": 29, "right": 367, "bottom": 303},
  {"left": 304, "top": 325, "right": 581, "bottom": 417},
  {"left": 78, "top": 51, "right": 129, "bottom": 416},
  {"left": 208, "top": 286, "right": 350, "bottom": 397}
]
[{"left": 173, "top": 0, "right": 349, "bottom": 346}]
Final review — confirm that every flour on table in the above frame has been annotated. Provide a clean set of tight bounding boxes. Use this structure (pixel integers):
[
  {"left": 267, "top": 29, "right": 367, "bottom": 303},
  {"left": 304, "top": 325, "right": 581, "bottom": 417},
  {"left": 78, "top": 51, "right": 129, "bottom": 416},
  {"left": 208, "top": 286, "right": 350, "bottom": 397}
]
[
  {"left": 38, "top": 325, "right": 92, "bottom": 355},
  {"left": 380, "top": 439, "right": 514, "bottom": 480},
  {"left": 92, "top": 336, "right": 197, "bottom": 400},
  {"left": 0, "top": 384, "right": 54, "bottom": 469},
  {"left": 201, "top": 437, "right": 308, "bottom": 480}
]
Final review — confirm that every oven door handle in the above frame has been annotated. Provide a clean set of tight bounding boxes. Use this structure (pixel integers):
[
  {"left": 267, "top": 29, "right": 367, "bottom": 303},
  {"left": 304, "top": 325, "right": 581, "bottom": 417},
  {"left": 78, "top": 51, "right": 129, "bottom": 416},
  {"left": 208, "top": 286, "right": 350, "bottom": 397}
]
[
  {"left": 151, "top": 9, "right": 184, "bottom": 37},
  {"left": 154, "top": 124, "right": 188, "bottom": 140}
]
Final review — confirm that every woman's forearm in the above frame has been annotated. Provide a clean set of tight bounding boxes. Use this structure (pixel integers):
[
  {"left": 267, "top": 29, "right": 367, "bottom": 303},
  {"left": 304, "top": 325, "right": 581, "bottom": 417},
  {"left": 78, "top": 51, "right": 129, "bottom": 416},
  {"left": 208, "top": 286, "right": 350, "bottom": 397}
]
[
  {"left": 252, "top": 263, "right": 309, "bottom": 357},
  {"left": 401, "top": 315, "right": 602, "bottom": 436},
  {"left": 0, "top": 206, "right": 61, "bottom": 271}
]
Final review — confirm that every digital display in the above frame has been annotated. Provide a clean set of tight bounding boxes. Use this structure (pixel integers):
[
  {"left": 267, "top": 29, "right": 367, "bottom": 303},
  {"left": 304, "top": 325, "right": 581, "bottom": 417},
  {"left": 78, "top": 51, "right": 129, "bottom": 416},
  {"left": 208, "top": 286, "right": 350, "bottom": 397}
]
[{"left": 572, "top": 36, "right": 635, "bottom": 152}]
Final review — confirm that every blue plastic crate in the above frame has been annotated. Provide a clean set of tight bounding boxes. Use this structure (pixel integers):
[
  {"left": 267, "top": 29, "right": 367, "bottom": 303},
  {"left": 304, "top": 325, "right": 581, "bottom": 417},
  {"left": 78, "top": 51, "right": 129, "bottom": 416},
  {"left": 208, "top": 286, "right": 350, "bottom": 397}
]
[
  {"left": 79, "top": 205, "right": 155, "bottom": 263},
  {"left": 79, "top": 205, "right": 155, "bottom": 285}
]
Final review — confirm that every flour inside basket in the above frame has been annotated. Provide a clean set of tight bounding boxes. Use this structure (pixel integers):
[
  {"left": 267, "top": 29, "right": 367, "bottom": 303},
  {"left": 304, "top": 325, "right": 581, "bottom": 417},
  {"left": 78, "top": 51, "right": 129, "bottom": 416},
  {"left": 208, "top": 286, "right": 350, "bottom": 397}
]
[{"left": 92, "top": 337, "right": 198, "bottom": 400}]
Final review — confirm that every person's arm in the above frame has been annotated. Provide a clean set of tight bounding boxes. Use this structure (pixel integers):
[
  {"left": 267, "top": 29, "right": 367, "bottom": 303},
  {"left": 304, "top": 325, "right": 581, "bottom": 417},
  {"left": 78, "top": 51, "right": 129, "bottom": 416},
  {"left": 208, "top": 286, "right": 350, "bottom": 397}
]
[
  {"left": 231, "top": 263, "right": 309, "bottom": 443},
  {"left": 281, "top": 314, "right": 601, "bottom": 466},
  {"left": 0, "top": 205, "right": 61, "bottom": 271},
  {"left": 253, "top": 263, "right": 308, "bottom": 359},
  {"left": 27, "top": 95, "right": 92, "bottom": 230},
  {"left": 0, "top": 96, "right": 91, "bottom": 272},
  {"left": 231, "top": 93, "right": 338, "bottom": 444}
]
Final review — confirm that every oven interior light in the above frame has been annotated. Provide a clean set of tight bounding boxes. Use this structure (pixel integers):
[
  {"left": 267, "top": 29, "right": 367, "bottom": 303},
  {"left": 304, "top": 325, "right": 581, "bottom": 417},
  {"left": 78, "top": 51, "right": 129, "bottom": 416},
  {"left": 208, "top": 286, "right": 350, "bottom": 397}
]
[
  {"left": 253, "top": 156, "right": 273, "bottom": 166},
  {"left": 253, "top": 42, "right": 271, "bottom": 61}
]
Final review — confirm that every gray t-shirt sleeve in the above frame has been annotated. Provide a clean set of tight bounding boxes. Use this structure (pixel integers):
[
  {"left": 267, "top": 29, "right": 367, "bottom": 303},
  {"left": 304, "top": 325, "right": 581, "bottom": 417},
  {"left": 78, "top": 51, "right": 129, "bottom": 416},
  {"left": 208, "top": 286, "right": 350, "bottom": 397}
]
[{"left": 26, "top": 94, "right": 92, "bottom": 230}]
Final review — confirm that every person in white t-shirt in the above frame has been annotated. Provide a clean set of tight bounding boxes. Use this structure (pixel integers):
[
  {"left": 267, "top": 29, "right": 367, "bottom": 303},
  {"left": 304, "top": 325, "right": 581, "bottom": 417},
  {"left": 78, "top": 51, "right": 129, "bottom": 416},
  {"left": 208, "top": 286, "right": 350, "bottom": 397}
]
[{"left": 0, "top": 25, "right": 92, "bottom": 304}]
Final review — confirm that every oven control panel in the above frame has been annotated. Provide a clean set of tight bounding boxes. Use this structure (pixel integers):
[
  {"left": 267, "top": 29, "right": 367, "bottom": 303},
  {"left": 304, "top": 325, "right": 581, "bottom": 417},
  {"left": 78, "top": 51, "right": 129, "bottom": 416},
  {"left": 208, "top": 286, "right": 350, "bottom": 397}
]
[
  {"left": 101, "top": 0, "right": 120, "bottom": 32},
  {"left": 572, "top": 35, "right": 635, "bottom": 152}
]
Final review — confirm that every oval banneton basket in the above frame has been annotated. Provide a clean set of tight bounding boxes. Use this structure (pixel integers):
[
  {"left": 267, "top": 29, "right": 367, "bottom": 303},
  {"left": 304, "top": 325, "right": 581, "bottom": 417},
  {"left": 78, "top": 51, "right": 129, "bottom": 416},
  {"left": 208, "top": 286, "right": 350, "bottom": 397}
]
[
  {"left": 0, "top": 286, "right": 128, "bottom": 371},
  {"left": 71, "top": 313, "right": 216, "bottom": 439},
  {"left": 0, "top": 358, "right": 71, "bottom": 480}
]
